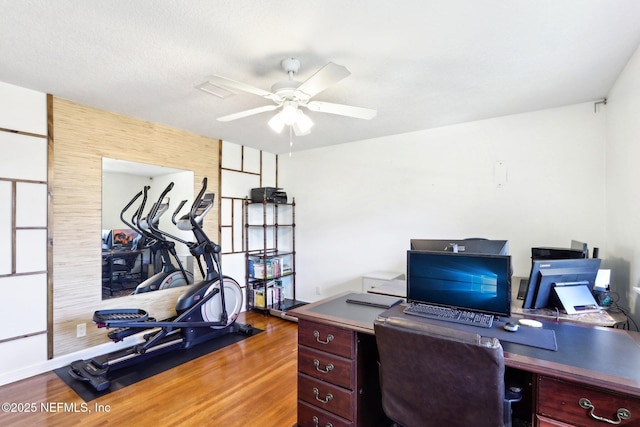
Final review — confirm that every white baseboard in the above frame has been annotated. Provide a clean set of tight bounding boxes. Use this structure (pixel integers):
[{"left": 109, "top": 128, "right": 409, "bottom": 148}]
[{"left": 0, "top": 335, "right": 143, "bottom": 387}]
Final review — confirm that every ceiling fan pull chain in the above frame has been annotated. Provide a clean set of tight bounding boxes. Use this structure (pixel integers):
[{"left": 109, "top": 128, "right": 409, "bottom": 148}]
[{"left": 289, "top": 126, "right": 294, "bottom": 156}]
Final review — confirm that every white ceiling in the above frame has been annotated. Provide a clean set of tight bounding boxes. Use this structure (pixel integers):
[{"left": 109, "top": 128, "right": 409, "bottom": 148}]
[{"left": 2, "top": 1, "right": 640, "bottom": 154}]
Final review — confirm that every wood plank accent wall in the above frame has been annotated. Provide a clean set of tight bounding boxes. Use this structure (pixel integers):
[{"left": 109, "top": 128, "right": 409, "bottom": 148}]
[{"left": 51, "top": 97, "right": 220, "bottom": 356}]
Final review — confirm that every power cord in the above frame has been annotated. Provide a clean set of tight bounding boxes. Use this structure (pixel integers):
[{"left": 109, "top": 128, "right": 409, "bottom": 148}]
[{"left": 606, "top": 291, "right": 639, "bottom": 331}]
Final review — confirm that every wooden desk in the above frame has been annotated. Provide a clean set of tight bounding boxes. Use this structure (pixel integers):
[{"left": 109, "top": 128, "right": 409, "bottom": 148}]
[{"left": 291, "top": 292, "right": 640, "bottom": 427}]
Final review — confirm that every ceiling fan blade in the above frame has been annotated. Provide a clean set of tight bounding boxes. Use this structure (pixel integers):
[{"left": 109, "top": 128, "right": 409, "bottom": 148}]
[
  {"left": 296, "top": 62, "right": 351, "bottom": 98},
  {"left": 305, "top": 101, "right": 377, "bottom": 120},
  {"left": 217, "top": 104, "right": 279, "bottom": 122},
  {"left": 200, "top": 75, "right": 280, "bottom": 102}
]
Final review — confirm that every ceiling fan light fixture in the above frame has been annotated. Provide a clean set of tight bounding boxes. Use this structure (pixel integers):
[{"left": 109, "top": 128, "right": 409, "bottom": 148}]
[
  {"left": 203, "top": 58, "right": 376, "bottom": 138},
  {"left": 295, "top": 110, "right": 314, "bottom": 134},
  {"left": 281, "top": 101, "right": 299, "bottom": 125},
  {"left": 268, "top": 113, "right": 285, "bottom": 133}
]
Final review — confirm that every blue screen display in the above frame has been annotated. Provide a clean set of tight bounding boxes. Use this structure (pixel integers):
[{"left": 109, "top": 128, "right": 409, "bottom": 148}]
[{"left": 407, "top": 250, "right": 512, "bottom": 317}]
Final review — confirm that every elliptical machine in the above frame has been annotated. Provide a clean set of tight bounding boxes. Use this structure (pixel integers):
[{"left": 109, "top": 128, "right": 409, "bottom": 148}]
[
  {"left": 121, "top": 185, "right": 194, "bottom": 293},
  {"left": 70, "top": 178, "right": 251, "bottom": 392}
]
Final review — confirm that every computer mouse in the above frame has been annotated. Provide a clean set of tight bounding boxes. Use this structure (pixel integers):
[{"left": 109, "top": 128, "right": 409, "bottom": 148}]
[{"left": 503, "top": 322, "right": 519, "bottom": 332}]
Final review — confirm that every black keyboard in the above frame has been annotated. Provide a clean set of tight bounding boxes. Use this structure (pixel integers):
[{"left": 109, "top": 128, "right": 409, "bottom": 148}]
[{"left": 403, "top": 303, "right": 494, "bottom": 328}]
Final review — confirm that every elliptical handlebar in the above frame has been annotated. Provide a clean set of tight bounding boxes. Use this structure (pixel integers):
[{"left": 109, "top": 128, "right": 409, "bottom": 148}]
[
  {"left": 132, "top": 185, "right": 165, "bottom": 244},
  {"left": 172, "top": 200, "right": 188, "bottom": 225},
  {"left": 119, "top": 188, "right": 146, "bottom": 235},
  {"left": 186, "top": 178, "right": 215, "bottom": 250},
  {"left": 147, "top": 182, "right": 173, "bottom": 225},
  {"left": 147, "top": 182, "right": 193, "bottom": 246},
  {"left": 192, "top": 177, "right": 208, "bottom": 216},
  {"left": 135, "top": 186, "right": 152, "bottom": 234}
]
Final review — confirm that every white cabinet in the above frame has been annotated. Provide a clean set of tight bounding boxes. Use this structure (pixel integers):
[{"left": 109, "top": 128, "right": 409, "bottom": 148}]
[{"left": 362, "top": 271, "right": 406, "bottom": 297}]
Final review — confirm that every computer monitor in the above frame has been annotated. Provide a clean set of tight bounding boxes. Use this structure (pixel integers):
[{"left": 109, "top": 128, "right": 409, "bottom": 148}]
[
  {"left": 410, "top": 238, "right": 509, "bottom": 255},
  {"left": 406, "top": 250, "right": 512, "bottom": 318},
  {"left": 111, "top": 228, "right": 139, "bottom": 249},
  {"left": 522, "top": 258, "right": 601, "bottom": 309}
]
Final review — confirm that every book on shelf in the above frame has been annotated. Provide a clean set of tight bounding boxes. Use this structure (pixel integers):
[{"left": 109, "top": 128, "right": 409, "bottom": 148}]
[
  {"left": 253, "top": 288, "right": 265, "bottom": 308},
  {"left": 248, "top": 257, "right": 284, "bottom": 279},
  {"left": 252, "top": 280, "right": 286, "bottom": 309},
  {"left": 282, "top": 263, "right": 293, "bottom": 275}
]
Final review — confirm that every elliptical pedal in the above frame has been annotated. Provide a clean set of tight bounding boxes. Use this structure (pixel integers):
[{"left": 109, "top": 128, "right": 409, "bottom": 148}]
[
  {"left": 93, "top": 309, "right": 149, "bottom": 326},
  {"left": 68, "top": 361, "right": 111, "bottom": 392}
]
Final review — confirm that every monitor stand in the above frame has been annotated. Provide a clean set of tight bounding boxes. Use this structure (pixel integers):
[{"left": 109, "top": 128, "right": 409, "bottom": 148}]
[{"left": 552, "top": 283, "right": 600, "bottom": 315}]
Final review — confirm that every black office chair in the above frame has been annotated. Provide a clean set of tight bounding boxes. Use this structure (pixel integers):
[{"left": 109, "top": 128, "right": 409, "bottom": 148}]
[{"left": 374, "top": 316, "right": 522, "bottom": 427}]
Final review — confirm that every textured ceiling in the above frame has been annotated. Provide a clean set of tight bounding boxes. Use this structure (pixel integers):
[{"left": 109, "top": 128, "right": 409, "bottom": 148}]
[{"left": 2, "top": 1, "right": 640, "bottom": 153}]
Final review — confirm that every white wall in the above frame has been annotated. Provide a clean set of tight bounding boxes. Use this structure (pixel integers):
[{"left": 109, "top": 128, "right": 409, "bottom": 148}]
[
  {"left": 102, "top": 171, "right": 152, "bottom": 230},
  {"left": 279, "top": 102, "right": 607, "bottom": 302},
  {"left": 605, "top": 42, "right": 640, "bottom": 324}
]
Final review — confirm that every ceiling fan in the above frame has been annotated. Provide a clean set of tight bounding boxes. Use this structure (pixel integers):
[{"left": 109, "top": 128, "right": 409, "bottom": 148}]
[{"left": 196, "top": 58, "right": 377, "bottom": 136}]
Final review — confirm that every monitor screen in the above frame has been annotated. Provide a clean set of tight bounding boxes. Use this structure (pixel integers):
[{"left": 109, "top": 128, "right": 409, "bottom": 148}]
[
  {"left": 407, "top": 250, "right": 512, "bottom": 317},
  {"left": 522, "top": 258, "right": 601, "bottom": 309},
  {"left": 410, "top": 238, "right": 509, "bottom": 255},
  {"left": 111, "top": 228, "right": 139, "bottom": 249}
]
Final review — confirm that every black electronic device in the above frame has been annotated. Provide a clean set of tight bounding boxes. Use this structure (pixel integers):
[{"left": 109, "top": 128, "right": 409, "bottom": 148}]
[
  {"left": 406, "top": 250, "right": 512, "bottom": 318},
  {"left": 410, "top": 238, "right": 509, "bottom": 255},
  {"left": 250, "top": 187, "right": 287, "bottom": 203},
  {"left": 516, "top": 277, "right": 529, "bottom": 300},
  {"left": 531, "top": 247, "right": 586, "bottom": 260},
  {"left": 346, "top": 293, "right": 403, "bottom": 309},
  {"left": 531, "top": 239, "right": 589, "bottom": 261},
  {"left": 521, "top": 258, "right": 601, "bottom": 310}
]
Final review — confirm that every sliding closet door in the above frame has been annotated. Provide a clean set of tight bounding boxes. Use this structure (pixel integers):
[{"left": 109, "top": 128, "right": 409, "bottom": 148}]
[{"left": 0, "top": 81, "right": 49, "bottom": 377}]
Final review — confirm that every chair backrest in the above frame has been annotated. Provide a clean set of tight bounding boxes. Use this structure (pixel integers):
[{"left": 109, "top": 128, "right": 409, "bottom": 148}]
[{"left": 374, "top": 316, "right": 505, "bottom": 427}]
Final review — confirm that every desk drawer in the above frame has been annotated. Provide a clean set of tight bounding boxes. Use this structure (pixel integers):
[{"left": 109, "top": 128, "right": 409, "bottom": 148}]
[
  {"left": 299, "top": 320, "right": 355, "bottom": 359},
  {"left": 299, "top": 345, "right": 355, "bottom": 389},
  {"left": 299, "top": 373, "right": 355, "bottom": 421},
  {"left": 298, "top": 401, "right": 353, "bottom": 427},
  {"left": 538, "top": 376, "right": 640, "bottom": 426}
]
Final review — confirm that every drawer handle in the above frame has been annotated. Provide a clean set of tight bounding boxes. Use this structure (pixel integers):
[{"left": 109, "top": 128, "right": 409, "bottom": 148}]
[
  {"left": 579, "top": 398, "right": 632, "bottom": 424},
  {"left": 312, "top": 416, "right": 333, "bottom": 427},
  {"left": 313, "top": 330, "right": 334, "bottom": 345},
  {"left": 313, "top": 359, "right": 334, "bottom": 374},
  {"left": 313, "top": 387, "right": 333, "bottom": 404}
]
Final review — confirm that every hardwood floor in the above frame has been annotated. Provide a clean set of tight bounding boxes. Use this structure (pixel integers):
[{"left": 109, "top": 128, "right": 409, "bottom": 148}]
[{"left": 0, "top": 312, "right": 298, "bottom": 427}]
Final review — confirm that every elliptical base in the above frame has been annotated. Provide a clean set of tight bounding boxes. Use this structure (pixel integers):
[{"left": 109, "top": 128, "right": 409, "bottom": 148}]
[{"left": 69, "top": 321, "right": 251, "bottom": 392}]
